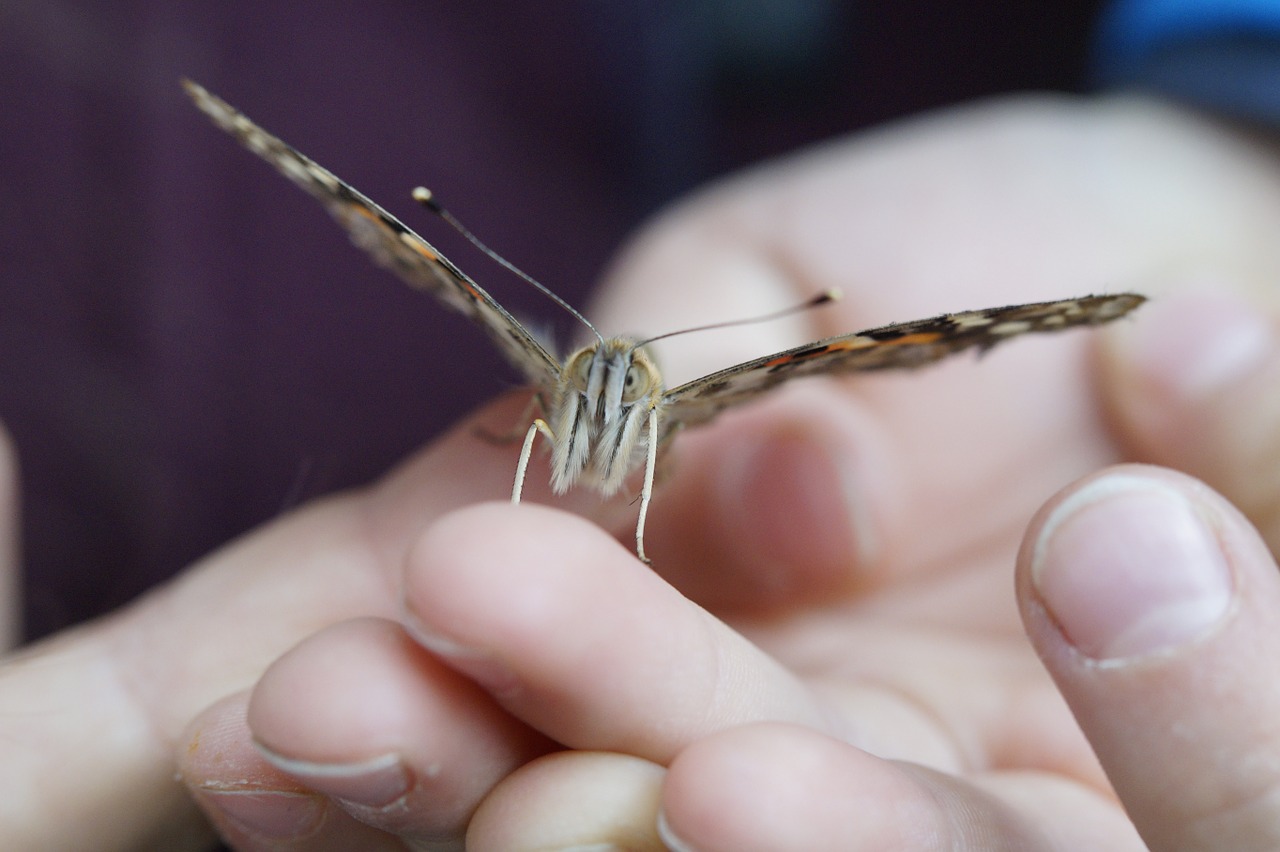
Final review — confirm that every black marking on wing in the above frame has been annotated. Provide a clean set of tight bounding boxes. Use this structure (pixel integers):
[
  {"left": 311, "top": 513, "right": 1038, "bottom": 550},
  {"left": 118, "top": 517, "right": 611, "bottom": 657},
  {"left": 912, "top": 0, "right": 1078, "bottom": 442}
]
[
  {"left": 661, "top": 293, "right": 1146, "bottom": 431},
  {"left": 183, "top": 80, "right": 561, "bottom": 387}
]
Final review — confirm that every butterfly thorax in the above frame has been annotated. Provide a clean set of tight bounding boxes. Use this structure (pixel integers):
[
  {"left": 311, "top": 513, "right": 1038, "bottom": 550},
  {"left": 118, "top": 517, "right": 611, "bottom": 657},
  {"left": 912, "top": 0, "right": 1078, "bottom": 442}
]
[{"left": 548, "top": 338, "right": 663, "bottom": 496}]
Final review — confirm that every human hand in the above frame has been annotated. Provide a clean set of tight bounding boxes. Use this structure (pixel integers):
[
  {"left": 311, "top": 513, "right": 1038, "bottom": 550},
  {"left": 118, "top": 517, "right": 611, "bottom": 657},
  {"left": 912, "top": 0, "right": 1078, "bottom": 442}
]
[
  {"left": 453, "top": 98, "right": 1280, "bottom": 849},
  {"left": 448, "top": 96, "right": 1280, "bottom": 849},
  {"left": 0, "top": 395, "right": 565, "bottom": 849},
  {"left": 6, "top": 93, "right": 1280, "bottom": 850},
  {"left": 201, "top": 96, "right": 1280, "bottom": 850}
]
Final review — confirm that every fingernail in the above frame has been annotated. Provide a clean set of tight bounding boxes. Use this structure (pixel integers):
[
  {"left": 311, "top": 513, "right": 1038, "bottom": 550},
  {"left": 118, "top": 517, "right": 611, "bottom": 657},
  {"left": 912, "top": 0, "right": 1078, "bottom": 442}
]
[
  {"left": 256, "top": 747, "right": 412, "bottom": 810},
  {"left": 1032, "top": 474, "right": 1234, "bottom": 662},
  {"left": 718, "top": 427, "right": 873, "bottom": 577},
  {"left": 200, "top": 788, "right": 324, "bottom": 839},
  {"left": 656, "top": 808, "right": 698, "bottom": 852},
  {"left": 1124, "top": 289, "right": 1273, "bottom": 398},
  {"left": 401, "top": 613, "right": 522, "bottom": 698}
]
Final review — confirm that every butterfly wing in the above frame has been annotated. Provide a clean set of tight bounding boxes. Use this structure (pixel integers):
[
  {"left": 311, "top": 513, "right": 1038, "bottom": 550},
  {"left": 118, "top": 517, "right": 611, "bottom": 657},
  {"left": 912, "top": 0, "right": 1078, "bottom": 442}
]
[
  {"left": 183, "top": 80, "right": 562, "bottom": 387},
  {"left": 661, "top": 293, "right": 1145, "bottom": 432}
]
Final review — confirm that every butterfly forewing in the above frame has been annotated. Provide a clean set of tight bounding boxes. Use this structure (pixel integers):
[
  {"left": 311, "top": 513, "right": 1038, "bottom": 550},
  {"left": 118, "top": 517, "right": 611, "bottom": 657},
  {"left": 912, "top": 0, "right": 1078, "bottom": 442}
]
[
  {"left": 182, "top": 80, "right": 561, "bottom": 388},
  {"left": 185, "top": 79, "right": 1146, "bottom": 563},
  {"left": 661, "top": 293, "right": 1146, "bottom": 430}
]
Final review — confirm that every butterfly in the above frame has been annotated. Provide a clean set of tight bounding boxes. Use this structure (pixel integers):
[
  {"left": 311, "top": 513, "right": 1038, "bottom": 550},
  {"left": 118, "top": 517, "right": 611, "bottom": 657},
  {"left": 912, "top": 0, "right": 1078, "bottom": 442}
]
[{"left": 183, "top": 79, "right": 1145, "bottom": 563}]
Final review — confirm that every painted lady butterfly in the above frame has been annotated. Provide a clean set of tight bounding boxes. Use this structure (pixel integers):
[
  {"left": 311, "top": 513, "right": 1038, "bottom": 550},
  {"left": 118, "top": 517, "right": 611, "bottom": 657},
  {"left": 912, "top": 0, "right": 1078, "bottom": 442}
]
[{"left": 183, "top": 80, "right": 1144, "bottom": 562}]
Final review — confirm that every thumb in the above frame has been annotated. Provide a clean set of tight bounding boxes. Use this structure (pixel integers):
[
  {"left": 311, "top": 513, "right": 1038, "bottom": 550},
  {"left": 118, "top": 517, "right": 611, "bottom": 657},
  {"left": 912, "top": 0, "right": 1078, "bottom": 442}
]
[
  {"left": 1099, "top": 287, "right": 1280, "bottom": 553},
  {"left": 1018, "top": 465, "right": 1280, "bottom": 850}
]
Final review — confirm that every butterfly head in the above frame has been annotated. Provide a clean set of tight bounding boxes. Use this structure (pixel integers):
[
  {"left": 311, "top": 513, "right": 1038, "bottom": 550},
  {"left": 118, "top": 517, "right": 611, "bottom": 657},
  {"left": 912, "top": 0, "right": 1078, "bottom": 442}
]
[
  {"left": 549, "top": 338, "right": 663, "bottom": 495},
  {"left": 565, "top": 338, "right": 662, "bottom": 425}
]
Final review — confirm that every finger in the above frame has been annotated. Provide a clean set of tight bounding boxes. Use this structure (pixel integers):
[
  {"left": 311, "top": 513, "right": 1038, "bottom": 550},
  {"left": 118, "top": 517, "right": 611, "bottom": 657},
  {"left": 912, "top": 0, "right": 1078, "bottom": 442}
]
[
  {"left": 1099, "top": 288, "right": 1280, "bottom": 551},
  {"left": 181, "top": 692, "right": 401, "bottom": 851},
  {"left": 244, "top": 617, "right": 550, "bottom": 844},
  {"left": 1019, "top": 466, "right": 1280, "bottom": 850},
  {"left": 131, "top": 392, "right": 537, "bottom": 732},
  {"left": 0, "top": 420, "right": 19, "bottom": 649},
  {"left": 404, "top": 503, "right": 1099, "bottom": 782},
  {"left": 0, "top": 395, "right": 526, "bottom": 849},
  {"left": 639, "top": 383, "right": 902, "bottom": 612},
  {"left": 401, "top": 502, "right": 832, "bottom": 763},
  {"left": 357, "top": 390, "right": 549, "bottom": 546},
  {"left": 585, "top": 121, "right": 1142, "bottom": 611},
  {"left": 466, "top": 751, "right": 665, "bottom": 851},
  {"left": 659, "top": 722, "right": 1142, "bottom": 852}
]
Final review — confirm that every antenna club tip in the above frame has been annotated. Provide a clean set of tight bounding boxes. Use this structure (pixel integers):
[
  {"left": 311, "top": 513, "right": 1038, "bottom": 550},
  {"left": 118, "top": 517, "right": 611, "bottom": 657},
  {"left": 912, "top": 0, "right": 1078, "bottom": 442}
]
[
  {"left": 818, "top": 288, "right": 842, "bottom": 304},
  {"left": 412, "top": 186, "right": 441, "bottom": 211}
]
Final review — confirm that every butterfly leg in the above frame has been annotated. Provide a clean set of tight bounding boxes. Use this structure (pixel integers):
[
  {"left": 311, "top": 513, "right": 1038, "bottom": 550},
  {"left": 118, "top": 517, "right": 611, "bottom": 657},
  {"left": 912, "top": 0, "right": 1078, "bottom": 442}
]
[
  {"left": 633, "top": 407, "right": 660, "bottom": 564},
  {"left": 476, "top": 391, "right": 547, "bottom": 445},
  {"left": 512, "top": 418, "right": 556, "bottom": 504}
]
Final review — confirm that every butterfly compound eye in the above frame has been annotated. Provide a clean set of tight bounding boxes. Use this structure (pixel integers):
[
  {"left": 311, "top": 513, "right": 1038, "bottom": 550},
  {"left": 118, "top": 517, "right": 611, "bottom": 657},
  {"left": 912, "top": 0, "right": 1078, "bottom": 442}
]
[
  {"left": 567, "top": 349, "right": 594, "bottom": 392},
  {"left": 621, "top": 361, "right": 652, "bottom": 404}
]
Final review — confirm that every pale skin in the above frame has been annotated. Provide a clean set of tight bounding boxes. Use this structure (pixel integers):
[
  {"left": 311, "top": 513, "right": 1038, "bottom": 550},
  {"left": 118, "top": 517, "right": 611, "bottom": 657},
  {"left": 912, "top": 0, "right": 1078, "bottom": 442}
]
[{"left": 3, "top": 93, "right": 1280, "bottom": 850}]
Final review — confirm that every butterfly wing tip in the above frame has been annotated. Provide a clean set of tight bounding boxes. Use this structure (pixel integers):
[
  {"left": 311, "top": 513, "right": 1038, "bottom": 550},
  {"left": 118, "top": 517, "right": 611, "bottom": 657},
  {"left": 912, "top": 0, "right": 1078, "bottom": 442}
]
[{"left": 1108, "top": 292, "right": 1147, "bottom": 320}]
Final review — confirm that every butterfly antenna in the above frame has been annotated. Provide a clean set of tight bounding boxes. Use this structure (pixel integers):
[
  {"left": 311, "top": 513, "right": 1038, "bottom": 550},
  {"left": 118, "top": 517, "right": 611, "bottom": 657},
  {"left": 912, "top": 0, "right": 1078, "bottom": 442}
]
[
  {"left": 413, "top": 187, "right": 604, "bottom": 344},
  {"left": 636, "top": 289, "right": 841, "bottom": 348}
]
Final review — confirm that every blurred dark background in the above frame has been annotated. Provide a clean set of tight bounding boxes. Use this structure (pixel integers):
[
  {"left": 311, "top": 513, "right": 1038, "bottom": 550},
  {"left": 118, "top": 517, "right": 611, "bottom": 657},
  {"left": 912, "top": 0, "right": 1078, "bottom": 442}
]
[{"left": 1, "top": 1, "right": 1109, "bottom": 639}]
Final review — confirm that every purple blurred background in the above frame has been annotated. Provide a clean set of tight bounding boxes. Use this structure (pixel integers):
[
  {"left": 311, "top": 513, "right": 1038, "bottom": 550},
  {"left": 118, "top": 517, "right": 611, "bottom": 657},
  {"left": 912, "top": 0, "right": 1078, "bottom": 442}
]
[{"left": 0, "top": 1, "right": 1103, "bottom": 640}]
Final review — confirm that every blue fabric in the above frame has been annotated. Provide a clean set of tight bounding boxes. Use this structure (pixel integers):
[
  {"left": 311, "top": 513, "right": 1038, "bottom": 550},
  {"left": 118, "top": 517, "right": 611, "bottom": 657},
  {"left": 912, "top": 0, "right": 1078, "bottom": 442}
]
[
  {"left": 1096, "top": 0, "right": 1280, "bottom": 75},
  {"left": 1094, "top": 0, "right": 1280, "bottom": 122}
]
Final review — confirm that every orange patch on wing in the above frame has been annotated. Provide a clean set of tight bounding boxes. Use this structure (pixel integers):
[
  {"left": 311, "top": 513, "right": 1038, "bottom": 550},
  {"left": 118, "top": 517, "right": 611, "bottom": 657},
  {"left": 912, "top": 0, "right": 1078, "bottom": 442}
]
[
  {"left": 762, "top": 353, "right": 810, "bottom": 368},
  {"left": 876, "top": 331, "right": 946, "bottom": 346},
  {"left": 401, "top": 236, "right": 440, "bottom": 261}
]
